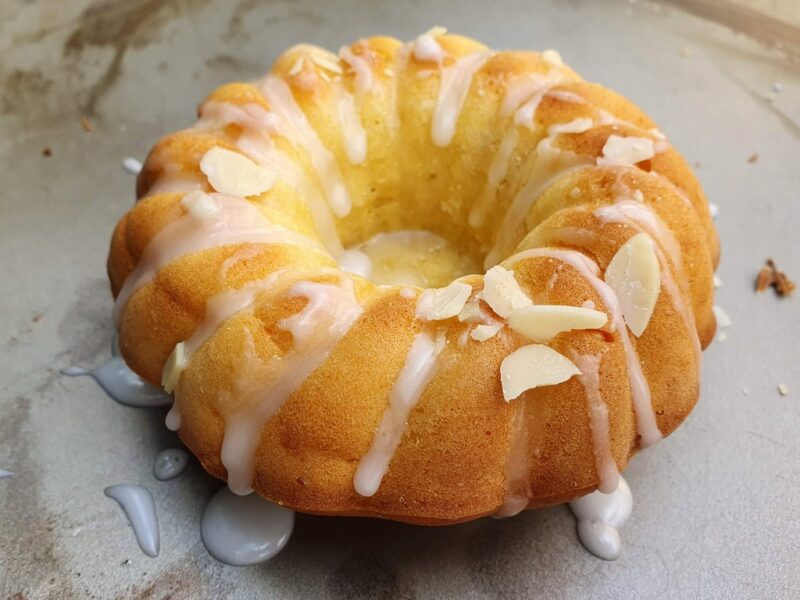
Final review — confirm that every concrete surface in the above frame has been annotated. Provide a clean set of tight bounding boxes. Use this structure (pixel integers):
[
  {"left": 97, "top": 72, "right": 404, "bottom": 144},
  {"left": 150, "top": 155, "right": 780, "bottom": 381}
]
[{"left": 1, "top": 0, "right": 799, "bottom": 598}]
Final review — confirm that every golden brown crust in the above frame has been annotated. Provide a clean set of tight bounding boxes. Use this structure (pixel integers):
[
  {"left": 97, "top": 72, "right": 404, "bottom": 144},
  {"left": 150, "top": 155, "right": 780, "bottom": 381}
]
[{"left": 107, "top": 33, "right": 718, "bottom": 524}]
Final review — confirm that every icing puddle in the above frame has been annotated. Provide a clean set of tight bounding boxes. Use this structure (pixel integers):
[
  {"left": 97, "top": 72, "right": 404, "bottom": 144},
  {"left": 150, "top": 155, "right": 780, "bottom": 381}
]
[{"left": 201, "top": 487, "right": 295, "bottom": 566}]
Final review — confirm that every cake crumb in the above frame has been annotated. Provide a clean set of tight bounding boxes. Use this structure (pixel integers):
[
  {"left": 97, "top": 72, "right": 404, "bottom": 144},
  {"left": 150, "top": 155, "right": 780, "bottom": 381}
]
[
  {"left": 777, "top": 384, "right": 789, "bottom": 396},
  {"left": 747, "top": 153, "right": 758, "bottom": 164},
  {"left": 717, "top": 331, "right": 727, "bottom": 342},
  {"left": 741, "top": 387, "right": 749, "bottom": 395},
  {"left": 755, "top": 259, "right": 795, "bottom": 297},
  {"left": 42, "top": 146, "right": 52, "bottom": 157},
  {"left": 81, "top": 116, "right": 93, "bottom": 132}
]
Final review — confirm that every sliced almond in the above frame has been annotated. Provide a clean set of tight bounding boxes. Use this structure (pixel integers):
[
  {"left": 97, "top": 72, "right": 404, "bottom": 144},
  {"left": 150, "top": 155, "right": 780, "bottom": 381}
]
[
  {"left": 605, "top": 233, "right": 660, "bottom": 337},
  {"left": 500, "top": 344, "right": 581, "bottom": 401},
  {"left": 508, "top": 305, "right": 608, "bottom": 342},
  {"left": 548, "top": 118, "right": 593, "bottom": 135},
  {"left": 161, "top": 342, "right": 187, "bottom": 394},
  {"left": 482, "top": 266, "right": 532, "bottom": 318},
  {"left": 713, "top": 305, "right": 731, "bottom": 328},
  {"left": 180, "top": 190, "right": 220, "bottom": 220},
  {"left": 597, "top": 135, "right": 655, "bottom": 167},
  {"left": 470, "top": 323, "right": 503, "bottom": 341},
  {"left": 416, "top": 282, "right": 472, "bottom": 321},
  {"left": 542, "top": 49, "right": 563, "bottom": 67},
  {"left": 199, "top": 147, "right": 276, "bottom": 198}
]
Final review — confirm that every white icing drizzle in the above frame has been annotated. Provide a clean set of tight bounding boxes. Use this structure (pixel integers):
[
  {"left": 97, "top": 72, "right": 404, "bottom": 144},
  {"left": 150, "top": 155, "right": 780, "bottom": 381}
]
[
  {"left": 569, "top": 352, "right": 619, "bottom": 494},
  {"left": 201, "top": 486, "right": 294, "bottom": 565},
  {"left": 507, "top": 248, "right": 662, "bottom": 447},
  {"left": 112, "top": 193, "right": 323, "bottom": 326},
  {"left": 495, "top": 399, "right": 531, "bottom": 517},
  {"left": 221, "top": 278, "right": 363, "bottom": 495},
  {"left": 431, "top": 51, "right": 493, "bottom": 147},
  {"left": 413, "top": 34, "right": 445, "bottom": 63},
  {"left": 122, "top": 157, "right": 143, "bottom": 175},
  {"left": 260, "top": 75, "right": 352, "bottom": 217},
  {"left": 354, "top": 331, "right": 441, "bottom": 496},
  {"left": 594, "top": 199, "right": 700, "bottom": 358},
  {"left": 336, "top": 89, "right": 368, "bottom": 165},
  {"left": 153, "top": 448, "right": 189, "bottom": 481},
  {"left": 0, "top": 470, "right": 14, "bottom": 479},
  {"left": 196, "top": 101, "right": 278, "bottom": 132},
  {"left": 61, "top": 335, "right": 171, "bottom": 408},
  {"left": 202, "top": 101, "right": 344, "bottom": 255},
  {"left": 145, "top": 173, "right": 204, "bottom": 197},
  {"left": 468, "top": 128, "right": 519, "bottom": 229},
  {"left": 339, "top": 45, "right": 375, "bottom": 95},
  {"left": 484, "top": 141, "right": 593, "bottom": 268},
  {"left": 339, "top": 249, "right": 373, "bottom": 279},
  {"left": 236, "top": 132, "right": 343, "bottom": 257},
  {"left": 569, "top": 476, "right": 632, "bottom": 561},
  {"left": 104, "top": 484, "right": 160, "bottom": 557}
]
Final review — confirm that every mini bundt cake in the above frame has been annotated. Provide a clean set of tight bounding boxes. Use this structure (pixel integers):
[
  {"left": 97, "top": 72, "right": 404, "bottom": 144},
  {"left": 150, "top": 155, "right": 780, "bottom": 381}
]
[{"left": 108, "top": 29, "right": 718, "bottom": 525}]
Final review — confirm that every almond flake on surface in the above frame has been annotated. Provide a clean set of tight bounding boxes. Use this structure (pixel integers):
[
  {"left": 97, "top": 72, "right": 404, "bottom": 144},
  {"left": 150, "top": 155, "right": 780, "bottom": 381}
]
[
  {"left": 713, "top": 274, "right": 722, "bottom": 288},
  {"left": 199, "top": 147, "right": 276, "bottom": 197},
  {"left": 597, "top": 135, "right": 655, "bottom": 167},
  {"left": 712, "top": 305, "right": 731, "bottom": 328},
  {"left": 416, "top": 282, "right": 472, "bottom": 321},
  {"left": 542, "top": 49, "right": 563, "bottom": 67},
  {"left": 482, "top": 266, "right": 532, "bottom": 318},
  {"left": 507, "top": 305, "right": 608, "bottom": 342},
  {"left": 709, "top": 203, "right": 719, "bottom": 218},
  {"left": 605, "top": 233, "right": 660, "bottom": 337},
  {"left": 162, "top": 342, "right": 187, "bottom": 393},
  {"left": 500, "top": 344, "right": 581, "bottom": 402},
  {"left": 470, "top": 323, "right": 503, "bottom": 341},
  {"left": 777, "top": 384, "right": 789, "bottom": 396},
  {"left": 180, "top": 190, "right": 220, "bottom": 220},
  {"left": 548, "top": 118, "right": 593, "bottom": 135}
]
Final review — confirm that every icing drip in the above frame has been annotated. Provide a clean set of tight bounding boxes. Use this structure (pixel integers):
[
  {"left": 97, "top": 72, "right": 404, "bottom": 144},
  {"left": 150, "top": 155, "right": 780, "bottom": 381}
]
[
  {"left": 164, "top": 406, "right": 181, "bottom": 433},
  {"left": 354, "top": 331, "right": 441, "bottom": 496},
  {"left": 569, "top": 476, "right": 632, "bottom": 561},
  {"left": 336, "top": 89, "right": 368, "bottom": 165},
  {"left": 484, "top": 140, "right": 593, "bottom": 268},
  {"left": 339, "top": 45, "right": 375, "bottom": 95},
  {"left": 260, "top": 75, "right": 352, "bottom": 217},
  {"left": 413, "top": 34, "right": 445, "bottom": 63},
  {"left": 595, "top": 200, "right": 700, "bottom": 358},
  {"left": 61, "top": 336, "right": 170, "bottom": 408},
  {"left": 236, "top": 132, "right": 343, "bottom": 257},
  {"left": 145, "top": 173, "right": 203, "bottom": 197},
  {"left": 153, "top": 448, "right": 189, "bottom": 481},
  {"left": 112, "top": 193, "right": 323, "bottom": 326},
  {"left": 195, "top": 100, "right": 343, "bottom": 255},
  {"left": 104, "top": 484, "right": 160, "bottom": 557},
  {"left": 431, "top": 51, "right": 493, "bottom": 147},
  {"left": 197, "top": 101, "right": 278, "bottom": 132},
  {"left": 201, "top": 487, "right": 294, "bottom": 565},
  {"left": 221, "top": 279, "right": 363, "bottom": 495},
  {"left": 122, "top": 157, "right": 142, "bottom": 175},
  {"left": 508, "top": 248, "right": 662, "bottom": 447},
  {"left": 495, "top": 398, "right": 531, "bottom": 517},
  {"left": 469, "top": 128, "right": 519, "bottom": 229},
  {"left": 570, "top": 352, "right": 619, "bottom": 494},
  {"left": 339, "top": 249, "right": 373, "bottom": 279}
]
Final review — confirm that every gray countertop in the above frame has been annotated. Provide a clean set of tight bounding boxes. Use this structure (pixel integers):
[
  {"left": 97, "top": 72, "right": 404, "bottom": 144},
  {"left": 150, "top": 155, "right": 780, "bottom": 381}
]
[{"left": 1, "top": 0, "right": 798, "bottom": 598}]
